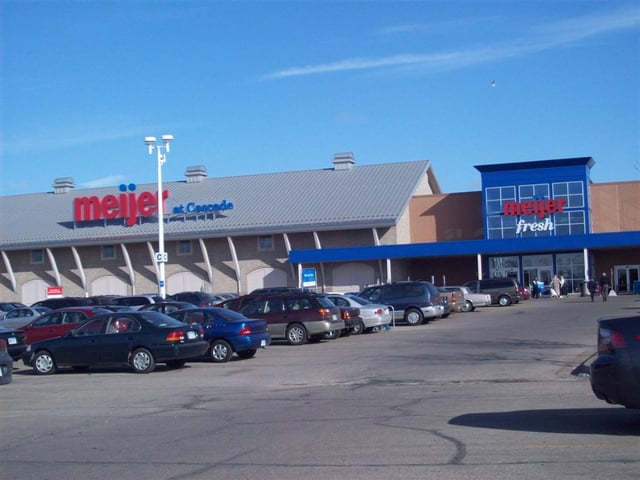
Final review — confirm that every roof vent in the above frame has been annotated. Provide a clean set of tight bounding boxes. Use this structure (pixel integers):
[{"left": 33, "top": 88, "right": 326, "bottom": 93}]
[
  {"left": 185, "top": 165, "right": 208, "bottom": 183},
  {"left": 333, "top": 152, "right": 355, "bottom": 171},
  {"left": 52, "top": 177, "right": 75, "bottom": 194}
]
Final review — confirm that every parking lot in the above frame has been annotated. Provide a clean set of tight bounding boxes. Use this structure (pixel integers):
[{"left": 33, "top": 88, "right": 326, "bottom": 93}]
[{"left": 2, "top": 294, "right": 639, "bottom": 480}]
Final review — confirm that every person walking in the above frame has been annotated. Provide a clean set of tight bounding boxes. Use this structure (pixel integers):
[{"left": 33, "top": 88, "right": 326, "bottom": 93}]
[
  {"left": 551, "top": 275, "right": 561, "bottom": 299},
  {"left": 599, "top": 272, "right": 611, "bottom": 302},
  {"left": 587, "top": 277, "right": 598, "bottom": 302}
]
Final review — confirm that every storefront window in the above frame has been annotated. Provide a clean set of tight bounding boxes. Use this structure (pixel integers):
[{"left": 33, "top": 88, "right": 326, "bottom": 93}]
[
  {"left": 556, "top": 253, "right": 585, "bottom": 294},
  {"left": 489, "top": 256, "right": 520, "bottom": 278},
  {"left": 518, "top": 183, "right": 550, "bottom": 201},
  {"left": 487, "top": 215, "right": 517, "bottom": 239},
  {"left": 553, "top": 181, "right": 584, "bottom": 208},
  {"left": 554, "top": 210, "right": 586, "bottom": 235},
  {"left": 485, "top": 186, "right": 516, "bottom": 215}
]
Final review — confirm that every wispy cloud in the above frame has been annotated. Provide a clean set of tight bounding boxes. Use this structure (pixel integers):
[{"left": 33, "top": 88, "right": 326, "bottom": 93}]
[
  {"left": 80, "top": 175, "right": 128, "bottom": 189},
  {"left": 262, "top": 6, "right": 640, "bottom": 80}
]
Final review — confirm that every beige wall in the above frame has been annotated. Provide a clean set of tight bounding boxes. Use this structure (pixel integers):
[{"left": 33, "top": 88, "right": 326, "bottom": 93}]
[
  {"left": 590, "top": 181, "right": 640, "bottom": 232},
  {"left": 409, "top": 192, "right": 484, "bottom": 243}
]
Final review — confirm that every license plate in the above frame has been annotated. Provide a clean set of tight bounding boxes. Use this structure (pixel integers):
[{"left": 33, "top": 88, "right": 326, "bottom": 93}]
[
  {"left": 260, "top": 339, "right": 267, "bottom": 347},
  {"left": 332, "top": 314, "right": 338, "bottom": 320},
  {"left": 187, "top": 331, "right": 197, "bottom": 340},
  {"left": 8, "top": 337, "right": 17, "bottom": 345}
]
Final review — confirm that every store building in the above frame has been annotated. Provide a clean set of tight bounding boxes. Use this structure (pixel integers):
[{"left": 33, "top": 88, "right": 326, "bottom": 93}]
[
  {"left": 292, "top": 157, "right": 640, "bottom": 295},
  {"left": 0, "top": 154, "right": 638, "bottom": 304}
]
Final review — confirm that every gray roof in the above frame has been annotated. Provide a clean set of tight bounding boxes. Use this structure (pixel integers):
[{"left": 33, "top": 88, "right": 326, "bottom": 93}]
[{"left": 0, "top": 160, "right": 435, "bottom": 250}]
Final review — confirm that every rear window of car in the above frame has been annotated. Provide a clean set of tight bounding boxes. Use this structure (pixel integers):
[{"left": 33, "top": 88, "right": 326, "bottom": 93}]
[{"left": 315, "top": 296, "right": 336, "bottom": 308}]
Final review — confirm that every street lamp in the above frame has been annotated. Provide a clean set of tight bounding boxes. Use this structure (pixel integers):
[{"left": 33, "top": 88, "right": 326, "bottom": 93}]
[{"left": 144, "top": 134, "right": 173, "bottom": 299}]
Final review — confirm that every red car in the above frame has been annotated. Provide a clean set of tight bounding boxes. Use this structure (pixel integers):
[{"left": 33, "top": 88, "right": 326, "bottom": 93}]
[{"left": 20, "top": 307, "right": 111, "bottom": 344}]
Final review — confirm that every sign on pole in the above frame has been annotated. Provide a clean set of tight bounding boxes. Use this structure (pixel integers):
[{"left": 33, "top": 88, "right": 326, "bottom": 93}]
[{"left": 302, "top": 268, "right": 317, "bottom": 288}]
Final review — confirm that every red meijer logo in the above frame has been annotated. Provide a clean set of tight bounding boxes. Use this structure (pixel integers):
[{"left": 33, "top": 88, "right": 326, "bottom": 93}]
[{"left": 74, "top": 184, "right": 169, "bottom": 226}]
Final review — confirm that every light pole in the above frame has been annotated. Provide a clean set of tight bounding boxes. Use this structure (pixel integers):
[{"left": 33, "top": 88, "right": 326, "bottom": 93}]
[{"left": 144, "top": 134, "right": 173, "bottom": 299}]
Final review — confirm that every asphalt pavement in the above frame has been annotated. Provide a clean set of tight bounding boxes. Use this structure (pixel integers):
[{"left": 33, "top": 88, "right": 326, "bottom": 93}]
[{"left": 1, "top": 293, "right": 639, "bottom": 480}]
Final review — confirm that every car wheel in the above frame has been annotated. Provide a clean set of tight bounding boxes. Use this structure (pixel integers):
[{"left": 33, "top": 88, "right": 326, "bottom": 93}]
[
  {"left": 209, "top": 339, "right": 233, "bottom": 363},
  {"left": 404, "top": 308, "right": 424, "bottom": 326},
  {"left": 33, "top": 351, "right": 56, "bottom": 375},
  {"left": 166, "top": 359, "right": 186, "bottom": 369},
  {"left": 237, "top": 349, "right": 256, "bottom": 359},
  {"left": 351, "top": 320, "right": 365, "bottom": 335},
  {"left": 130, "top": 348, "right": 155, "bottom": 373},
  {"left": 498, "top": 295, "right": 512, "bottom": 307},
  {"left": 286, "top": 323, "right": 308, "bottom": 345},
  {"left": 461, "top": 300, "right": 474, "bottom": 312}
]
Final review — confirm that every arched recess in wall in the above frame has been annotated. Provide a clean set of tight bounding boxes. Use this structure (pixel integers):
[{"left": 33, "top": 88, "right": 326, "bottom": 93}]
[
  {"left": 91, "top": 275, "right": 128, "bottom": 296},
  {"left": 21, "top": 279, "right": 49, "bottom": 305},
  {"left": 332, "top": 263, "right": 376, "bottom": 292},
  {"left": 246, "top": 268, "right": 288, "bottom": 294},
  {"left": 168, "top": 271, "right": 206, "bottom": 295}
]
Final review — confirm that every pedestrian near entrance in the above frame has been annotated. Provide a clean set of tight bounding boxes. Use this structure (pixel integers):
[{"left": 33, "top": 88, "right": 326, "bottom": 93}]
[
  {"left": 599, "top": 272, "right": 611, "bottom": 302},
  {"left": 551, "top": 275, "right": 561, "bottom": 298},
  {"left": 587, "top": 278, "right": 598, "bottom": 302}
]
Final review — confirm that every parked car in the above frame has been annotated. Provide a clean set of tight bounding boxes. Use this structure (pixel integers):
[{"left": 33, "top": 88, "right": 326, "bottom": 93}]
[
  {"left": 20, "top": 307, "right": 111, "bottom": 344},
  {"left": 110, "top": 295, "right": 164, "bottom": 310},
  {"left": 0, "top": 302, "right": 28, "bottom": 318},
  {"left": 463, "top": 278, "right": 522, "bottom": 306},
  {"left": 359, "top": 281, "right": 445, "bottom": 326},
  {"left": 439, "top": 286, "right": 491, "bottom": 312},
  {"left": 324, "top": 302, "right": 361, "bottom": 339},
  {"left": 436, "top": 287, "right": 460, "bottom": 313},
  {"left": 0, "top": 339, "right": 12, "bottom": 385},
  {"left": 22, "top": 311, "right": 208, "bottom": 375},
  {"left": 324, "top": 294, "right": 392, "bottom": 334},
  {"left": 31, "top": 297, "right": 92, "bottom": 310},
  {"left": 0, "top": 325, "right": 27, "bottom": 360},
  {"left": 169, "top": 307, "right": 270, "bottom": 362},
  {"left": 239, "top": 293, "right": 344, "bottom": 345},
  {"left": 0, "top": 306, "right": 51, "bottom": 329},
  {"left": 139, "top": 301, "right": 195, "bottom": 315},
  {"left": 590, "top": 314, "right": 640, "bottom": 409},
  {"left": 249, "top": 287, "right": 314, "bottom": 295},
  {"left": 215, "top": 294, "right": 263, "bottom": 311},
  {"left": 167, "top": 291, "right": 225, "bottom": 307}
]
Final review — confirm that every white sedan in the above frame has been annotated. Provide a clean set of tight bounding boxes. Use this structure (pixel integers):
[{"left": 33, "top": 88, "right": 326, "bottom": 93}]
[{"left": 325, "top": 294, "right": 392, "bottom": 334}]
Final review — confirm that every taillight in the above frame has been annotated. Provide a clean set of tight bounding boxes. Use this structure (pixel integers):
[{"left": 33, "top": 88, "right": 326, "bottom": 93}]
[
  {"left": 239, "top": 326, "right": 251, "bottom": 336},
  {"left": 166, "top": 330, "right": 185, "bottom": 342},
  {"left": 373, "top": 308, "right": 383, "bottom": 316},
  {"left": 318, "top": 308, "right": 333, "bottom": 319},
  {"left": 598, "top": 328, "right": 626, "bottom": 354}
]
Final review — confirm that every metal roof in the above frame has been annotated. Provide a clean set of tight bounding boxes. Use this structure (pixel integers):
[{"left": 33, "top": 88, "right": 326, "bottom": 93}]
[{"left": 0, "top": 160, "right": 435, "bottom": 250}]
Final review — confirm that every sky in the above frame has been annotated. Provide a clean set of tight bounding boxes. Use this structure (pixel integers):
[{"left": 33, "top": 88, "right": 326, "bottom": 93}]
[{"left": 1, "top": 0, "right": 639, "bottom": 196}]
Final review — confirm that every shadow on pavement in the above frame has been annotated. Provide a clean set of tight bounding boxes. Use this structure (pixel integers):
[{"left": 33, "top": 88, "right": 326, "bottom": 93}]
[{"left": 449, "top": 408, "right": 640, "bottom": 436}]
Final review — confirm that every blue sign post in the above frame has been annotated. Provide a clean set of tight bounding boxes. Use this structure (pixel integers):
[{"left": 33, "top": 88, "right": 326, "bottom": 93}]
[{"left": 302, "top": 268, "right": 317, "bottom": 288}]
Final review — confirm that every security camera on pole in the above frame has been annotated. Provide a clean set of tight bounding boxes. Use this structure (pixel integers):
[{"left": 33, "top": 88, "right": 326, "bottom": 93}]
[{"left": 144, "top": 134, "right": 173, "bottom": 299}]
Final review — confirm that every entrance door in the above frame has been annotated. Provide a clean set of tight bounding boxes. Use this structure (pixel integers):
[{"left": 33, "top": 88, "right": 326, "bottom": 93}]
[{"left": 613, "top": 265, "right": 639, "bottom": 294}]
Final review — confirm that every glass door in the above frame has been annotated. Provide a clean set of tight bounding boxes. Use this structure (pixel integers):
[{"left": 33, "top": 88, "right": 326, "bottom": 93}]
[{"left": 613, "top": 265, "right": 640, "bottom": 294}]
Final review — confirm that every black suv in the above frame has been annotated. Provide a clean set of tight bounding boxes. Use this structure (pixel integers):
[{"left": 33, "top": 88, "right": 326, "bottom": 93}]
[
  {"left": 239, "top": 292, "right": 344, "bottom": 345},
  {"left": 359, "top": 281, "right": 445, "bottom": 326},
  {"left": 463, "top": 278, "right": 522, "bottom": 306}
]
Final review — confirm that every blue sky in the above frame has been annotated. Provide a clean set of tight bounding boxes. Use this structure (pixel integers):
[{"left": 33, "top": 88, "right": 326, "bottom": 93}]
[{"left": 1, "top": 0, "right": 639, "bottom": 196}]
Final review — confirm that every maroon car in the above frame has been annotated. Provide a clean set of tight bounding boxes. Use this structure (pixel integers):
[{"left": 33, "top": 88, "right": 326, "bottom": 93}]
[{"left": 20, "top": 307, "right": 111, "bottom": 344}]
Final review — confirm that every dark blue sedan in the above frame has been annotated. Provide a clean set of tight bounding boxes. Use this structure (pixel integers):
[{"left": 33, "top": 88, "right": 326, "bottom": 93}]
[
  {"left": 22, "top": 311, "right": 208, "bottom": 374},
  {"left": 169, "top": 307, "right": 270, "bottom": 362}
]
